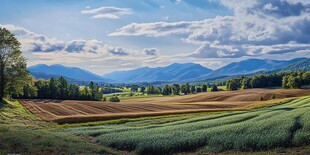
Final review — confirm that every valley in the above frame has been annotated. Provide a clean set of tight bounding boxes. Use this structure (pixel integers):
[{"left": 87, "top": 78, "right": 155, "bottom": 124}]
[{"left": 19, "top": 88, "right": 310, "bottom": 124}]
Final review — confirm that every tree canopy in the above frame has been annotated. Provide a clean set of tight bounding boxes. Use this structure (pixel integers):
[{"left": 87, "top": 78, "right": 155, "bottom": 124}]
[{"left": 0, "top": 27, "right": 29, "bottom": 100}]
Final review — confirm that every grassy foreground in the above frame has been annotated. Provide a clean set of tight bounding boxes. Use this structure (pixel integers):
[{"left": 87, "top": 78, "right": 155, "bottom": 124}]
[
  {"left": 0, "top": 99, "right": 116, "bottom": 155},
  {"left": 68, "top": 96, "right": 310, "bottom": 154},
  {"left": 1, "top": 96, "right": 310, "bottom": 154}
]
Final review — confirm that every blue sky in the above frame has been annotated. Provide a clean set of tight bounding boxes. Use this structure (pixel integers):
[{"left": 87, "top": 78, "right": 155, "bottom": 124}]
[{"left": 0, "top": 0, "right": 309, "bottom": 74}]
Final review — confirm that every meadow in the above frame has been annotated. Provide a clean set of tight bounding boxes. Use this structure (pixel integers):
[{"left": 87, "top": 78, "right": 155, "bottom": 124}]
[
  {"left": 0, "top": 99, "right": 117, "bottom": 155},
  {"left": 68, "top": 96, "right": 310, "bottom": 154}
]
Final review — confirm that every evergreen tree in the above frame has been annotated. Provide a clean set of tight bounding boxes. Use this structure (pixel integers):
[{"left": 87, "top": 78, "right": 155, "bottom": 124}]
[
  {"left": 49, "top": 77, "right": 59, "bottom": 99},
  {"left": 58, "top": 76, "right": 68, "bottom": 99},
  {"left": 211, "top": 85, "right": 218, "bottom": 92},
  {"left": 68, "top": 84, "right": 80, "bottom": 100},
  {"left": 202, "top": 84, "right": 207, "bottom": 92},
  {"left": 185, "top": 83, "right": 190, "bottom": 94},
  {"left": 162, "top": 85, "right": 172, "bottom": 95},
  {"left": 196, "top": 87, "right": 202, "bottom": 93},
  {"left": 172, "top": 84, "right": 180, "bottom": 95},
  {"left": 190, "top": 85, "right": 196, "bottom": 94},
  {"left": 180, "top": 84, "right": 187, "bottom": 94}
]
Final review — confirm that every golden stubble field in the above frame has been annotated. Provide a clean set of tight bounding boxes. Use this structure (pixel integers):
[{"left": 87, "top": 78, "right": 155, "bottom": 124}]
[{"left": 19, "top": 88, "right": 310, "bottom": 124}]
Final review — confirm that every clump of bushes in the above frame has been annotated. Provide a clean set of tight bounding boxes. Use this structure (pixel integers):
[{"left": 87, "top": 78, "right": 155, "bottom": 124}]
[
  {"left": 109, "top": 96, "right": 120, "bottom": 102},
  {"left": 211, "top": 85, "right": 218, "bottom": 92}
]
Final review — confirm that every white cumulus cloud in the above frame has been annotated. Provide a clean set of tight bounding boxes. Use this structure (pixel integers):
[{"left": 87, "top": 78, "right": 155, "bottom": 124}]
[{"left": 81, "top": 6, "right": 133, "bottom": 19}]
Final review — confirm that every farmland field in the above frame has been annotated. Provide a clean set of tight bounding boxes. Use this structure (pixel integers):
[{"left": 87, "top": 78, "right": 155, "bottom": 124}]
[
  {"left": 19, "top": 88, "right": 310, "bottom": 124},
  {"left": 2, "top": 89, "right": 310, "bottom": 154},
  {"left": 68, "top": 95, "right": 310, "bottom": 154}
]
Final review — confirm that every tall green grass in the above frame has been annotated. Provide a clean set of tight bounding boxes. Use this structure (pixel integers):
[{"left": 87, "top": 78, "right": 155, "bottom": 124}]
[
  {"left": 0, "top": 99, "right": 115, "bottom": 155},
  {"left": 69, "top": 96, "right": 310, "bottom": 154}
]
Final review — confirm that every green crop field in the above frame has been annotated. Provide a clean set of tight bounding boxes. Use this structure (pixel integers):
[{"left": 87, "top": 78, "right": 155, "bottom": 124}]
[
  {"left": 1, "top": 96, "right": 310, "bottom": 154},
  {"left": 68, "top": 96, "right": 310, "bottom": 154}
]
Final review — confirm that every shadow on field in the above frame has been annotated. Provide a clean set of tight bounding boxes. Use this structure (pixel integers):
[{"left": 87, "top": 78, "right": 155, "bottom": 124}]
[
  {"left": 31, "top": 99, "right": 64, "bottom": 104},
  {"left": 274, "top": 107, "right": 295, "bottom": 111}
]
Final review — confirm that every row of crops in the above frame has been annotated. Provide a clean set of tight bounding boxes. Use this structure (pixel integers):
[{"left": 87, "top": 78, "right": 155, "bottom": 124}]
[{"left": 68, "top": 96, "right": 310, "bottom": 154}]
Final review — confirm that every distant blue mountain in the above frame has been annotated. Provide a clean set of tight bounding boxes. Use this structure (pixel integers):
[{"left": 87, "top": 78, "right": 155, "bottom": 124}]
[
  {"left": 102, "top": 63, "right": 213, "bottom": 83},
  {"left": 103, "top": 58, "right": 308, "bottom": 83},
  {"left": 28, "top": 64, "right": 114, "bottom": 82},
  {"left": 280, "top": 58, "right": 310, "bottom": 72},
  {"left": 28, "top": 57, "right": 309, "bottom": 84},
  {"left": 204, "top": 57, "right": 307, "bottom": 78}
]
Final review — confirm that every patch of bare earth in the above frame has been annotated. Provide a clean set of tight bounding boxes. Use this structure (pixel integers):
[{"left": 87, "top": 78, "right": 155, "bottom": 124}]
[{"left": 19, "top": 88, "right": 310, "bottom": 124}]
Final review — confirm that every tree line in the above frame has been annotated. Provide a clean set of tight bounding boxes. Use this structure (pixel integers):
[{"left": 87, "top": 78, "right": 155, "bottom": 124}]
[
  {"left": 15, "top": 77, "right": 103, "bottom": 101},
  {"left": 226, "top": 71, "right": 310, "bottom": 91},
  {"left": 146, "top": 83, "right": 218, "bottom": 96}
]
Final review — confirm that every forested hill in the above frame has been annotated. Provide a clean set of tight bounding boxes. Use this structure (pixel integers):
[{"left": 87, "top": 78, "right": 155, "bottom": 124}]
[
  {"left": 28, "top": 64, "right": 114, "bottom": 83},
  {"left": 280, "top": 58, "right": 310, "bottom": 72}
]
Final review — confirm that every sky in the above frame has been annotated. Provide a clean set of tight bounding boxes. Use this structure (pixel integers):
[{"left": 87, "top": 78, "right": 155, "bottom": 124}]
[{"left": 0, "top": 0, "right": 309, "bottom": 75}]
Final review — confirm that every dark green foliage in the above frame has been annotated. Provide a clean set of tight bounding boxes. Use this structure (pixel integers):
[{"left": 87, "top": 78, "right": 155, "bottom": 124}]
[
  {"left": 58, "top": 76, "right": 69, "bottom": 99},
  {"left": 19, "top": 77, "right": 38, "bottom": 99},
  {"left": 131, "top": 84, "right": 139, "bottom": 92},
  {"left": 0, "top": 27, "right": 29, "bottom": 100},
  {"left": 35, "top": 80, "right": 50, "bottom": 99},
  {"left": 190, "top": 85, "right": 196, "bottom": 94},
  {"left": 146, "top": 86, "right": 158, "bottom": 95},
  {"left": 186, "top": 83, "right": 191, "bottom": 94},
  {"left": 68, "top": 84, "right": 80, "bottom": 100},
  {"left": 109, "top": 96, "right": 120, "bottom": 102},
  {"left": 19, "top": 78, "right": 103, "bottom": 101},
  {"left": 162, "top": 85, "right": 172, "bottom": 95},
  {"left": 49, "top": 77, "right": 59, "bottom": 99},
  {"left": 140, "top": 86, "right": 145, "bottom": 93},
  {"left": 101, "top": 87, "right": 123, "bottom": 94},
  {"left": 226, "top": 78, "right": 241, "bottom": 90},
  {"left": 196, "top": 87, "right": 202, "bottom": 93},
  {"left": 226, "top": 71, "right": 310, "bottom": 91},
  {"left": 80, "top": 87, "right": 91, "bottom": 100},
  {"left": 172, "top": 84, "right": 180, "bottom": 95},
  {"left": 211, "top": 85, "right": 218, "bottom": 91},
  {"left": 202, "top": 84, "right": 207, "bottom": 92}
]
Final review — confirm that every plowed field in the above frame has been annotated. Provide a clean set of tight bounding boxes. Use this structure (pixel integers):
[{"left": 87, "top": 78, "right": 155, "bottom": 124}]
[{"left": 19, "top": 89, "right": 310, "bottom": 124}]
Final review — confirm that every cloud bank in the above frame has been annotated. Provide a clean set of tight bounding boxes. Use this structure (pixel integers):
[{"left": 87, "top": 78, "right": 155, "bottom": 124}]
[{"left": 109, "top": 0, "right": 310, "bottom": 58}]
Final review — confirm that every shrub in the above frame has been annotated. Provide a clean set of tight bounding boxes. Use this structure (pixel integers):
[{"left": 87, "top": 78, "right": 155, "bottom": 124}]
[
  {"left": 109, "top": 96, "right": 120, "bottom": 102},
  {"left": 211, "top": 85, "right": 218, "bottom": 92}
]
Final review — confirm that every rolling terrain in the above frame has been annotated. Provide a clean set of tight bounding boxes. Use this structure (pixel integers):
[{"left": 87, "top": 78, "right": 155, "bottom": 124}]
[
  {"left": 68, "top": 96, "right": 310, "bottom": 154},
  {"left": 19, "top": 89, "right": 310, "bottom": 124},
  {"left": 102, "top": 63, "right": 213, "bottom": 82},
  {"left": 28, "top": 64, "right": 114, "bottom": 82},
  {"left": 28, "top": 57, "right": 309, "bottom": 83}
]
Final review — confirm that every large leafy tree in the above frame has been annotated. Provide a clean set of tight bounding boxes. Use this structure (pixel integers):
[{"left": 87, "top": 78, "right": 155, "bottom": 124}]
[{"left": 0, "top": 27, "right": 28, "bottom": 100}]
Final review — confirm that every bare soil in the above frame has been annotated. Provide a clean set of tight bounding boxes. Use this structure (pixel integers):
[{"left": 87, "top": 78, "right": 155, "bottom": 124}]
[{"left": 19, "top": 88, "right": 310, "bottom": 124}]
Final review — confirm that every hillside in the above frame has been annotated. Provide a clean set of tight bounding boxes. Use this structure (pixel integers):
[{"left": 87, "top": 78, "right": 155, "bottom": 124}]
[
  {"left": 280, "top": 58, "right": 310, "bottom": 71},
  {"left": 28, "top": 64, "right": 113, "bottom": 82},
  {"left": 102, "top": 63, "right": 213, "bottom": 83},
  {"left": 206, "top": 58, "right": 306, "bottom": 78}
]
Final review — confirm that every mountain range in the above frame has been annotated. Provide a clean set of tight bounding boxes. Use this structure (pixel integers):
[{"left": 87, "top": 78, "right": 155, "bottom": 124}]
[
  {"left": 28, "top": 64, "right": 114, "bottom": 82},
  {"left": 28, "top": 57, "right": 310, "bottom": 83}
]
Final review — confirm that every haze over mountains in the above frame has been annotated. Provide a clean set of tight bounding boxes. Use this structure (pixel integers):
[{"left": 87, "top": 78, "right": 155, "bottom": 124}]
[
  {"left": 28, "top": 57, "right": 309, "bottom": 83},
  {"left": 28, "top": 64, "right": 114, "bottom": 82}
]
